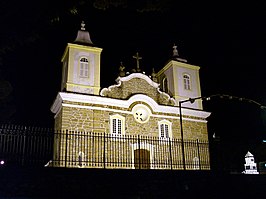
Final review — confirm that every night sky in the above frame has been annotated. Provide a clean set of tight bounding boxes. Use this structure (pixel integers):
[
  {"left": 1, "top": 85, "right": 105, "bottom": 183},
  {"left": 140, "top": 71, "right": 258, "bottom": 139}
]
[{"left": 1, "top": 1, "right": 266, "bottom": 170}]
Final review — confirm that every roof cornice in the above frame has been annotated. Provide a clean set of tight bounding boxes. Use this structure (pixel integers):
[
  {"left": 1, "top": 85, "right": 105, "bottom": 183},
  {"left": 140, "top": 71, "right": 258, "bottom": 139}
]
[{"left": 51, "top": 92, "right": 211, "bottom": 121}]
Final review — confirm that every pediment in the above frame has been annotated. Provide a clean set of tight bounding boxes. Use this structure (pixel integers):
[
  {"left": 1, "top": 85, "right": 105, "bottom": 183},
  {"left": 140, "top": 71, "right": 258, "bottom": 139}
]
[{"left": 100, "top": 73, "right": 176, "bottom": 106}]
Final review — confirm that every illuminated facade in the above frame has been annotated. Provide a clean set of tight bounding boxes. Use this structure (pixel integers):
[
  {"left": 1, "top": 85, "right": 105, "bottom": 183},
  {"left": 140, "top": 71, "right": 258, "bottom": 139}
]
[{"left": 51, "top": 22, "right": 211, "bottom": 170}]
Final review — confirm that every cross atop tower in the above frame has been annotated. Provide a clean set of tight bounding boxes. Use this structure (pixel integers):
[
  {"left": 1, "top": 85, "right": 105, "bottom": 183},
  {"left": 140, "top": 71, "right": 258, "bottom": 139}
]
[
  {"left": 172, "top": 44, "right": 187, "bottom": 63},
  {"left": 133, "top": 52, "right": 142, "bottom": 71},
  {"left": 173, "top": 44, "right": 179, "bottom": 57}
]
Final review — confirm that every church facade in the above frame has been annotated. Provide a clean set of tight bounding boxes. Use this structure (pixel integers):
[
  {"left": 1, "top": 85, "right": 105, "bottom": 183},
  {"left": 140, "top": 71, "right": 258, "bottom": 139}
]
[{"left": 50, "top": 22, "right": 211, "bottom": 170}]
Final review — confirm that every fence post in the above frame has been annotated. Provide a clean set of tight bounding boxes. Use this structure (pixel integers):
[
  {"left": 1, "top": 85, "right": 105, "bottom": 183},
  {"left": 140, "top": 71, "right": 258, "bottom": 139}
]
[
  {"left": 169, "top": 138, "right": 173, "bottom": 170},
  {"left": 65, "top": 130, "right": 68, "bottom": 168},
  {"left": 103, "top": 133, "right": 106, "bottom": 169},
  {"left": 21, "top": 127, "right": 26, "bottom": 167},
  {"left": 196, "top": 139, "right": 201, "bottom": 170},
  {"left": 138, "top": 135, "right": 141, "bottom": 169},
  {"left": 181, "top": 139, "right": 186, "bottom": 170}
]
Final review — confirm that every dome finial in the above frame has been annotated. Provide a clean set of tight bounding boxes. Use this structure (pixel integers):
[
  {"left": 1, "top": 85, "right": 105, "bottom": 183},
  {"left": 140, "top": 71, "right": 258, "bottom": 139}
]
[
  {"left": 151, "top": 68, "right": 158, "bottom": 82},
  {"left": 172, "top": 43, "right": 187, "bottom": 63},
  {"left": 74, "top": 21, "right": 93, "bottom": 45},
  {"left": 119, "top": 61, "right": 126, "bottom": 77}
]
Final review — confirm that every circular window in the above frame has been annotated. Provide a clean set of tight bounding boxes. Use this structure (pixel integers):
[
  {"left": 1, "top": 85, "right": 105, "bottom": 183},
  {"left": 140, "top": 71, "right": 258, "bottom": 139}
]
[{"left": 132, "top": 104, "right": 151, "bottom": 123}]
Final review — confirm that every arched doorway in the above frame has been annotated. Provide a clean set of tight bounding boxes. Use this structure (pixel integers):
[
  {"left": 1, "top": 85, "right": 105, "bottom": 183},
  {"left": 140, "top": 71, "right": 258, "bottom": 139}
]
[{"left": 134, "top": 149, "right": 150, "bottom": 169}]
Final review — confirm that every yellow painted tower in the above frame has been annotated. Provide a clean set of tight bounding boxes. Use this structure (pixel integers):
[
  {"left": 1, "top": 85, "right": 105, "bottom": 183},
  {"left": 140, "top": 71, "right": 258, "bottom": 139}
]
[
  {"left": 51, "top": 22, "right": 211, "bottom": 170},
  {"left": 157, "top": 45, "right": 202, "bottom": 110},
  {"left": 60, "top": 21, "right": 102, "bottom": 95}
]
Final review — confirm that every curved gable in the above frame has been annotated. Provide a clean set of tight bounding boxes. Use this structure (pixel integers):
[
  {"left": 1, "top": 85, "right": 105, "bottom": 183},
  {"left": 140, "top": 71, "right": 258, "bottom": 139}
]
[{"left": 100, "top": 73, "right": 176, "bottom": 106}]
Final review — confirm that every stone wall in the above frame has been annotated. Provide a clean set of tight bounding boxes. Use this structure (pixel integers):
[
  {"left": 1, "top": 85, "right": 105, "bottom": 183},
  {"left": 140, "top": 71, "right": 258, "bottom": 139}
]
[
  {"left": 56, "top": 100, "right": 208, "bottom": 141},
  {"left": 52, "top": 99, "right": 210, "bottom": 169},
  {"left": 102, "top": 77, "right": 175, "bottom": 106}
]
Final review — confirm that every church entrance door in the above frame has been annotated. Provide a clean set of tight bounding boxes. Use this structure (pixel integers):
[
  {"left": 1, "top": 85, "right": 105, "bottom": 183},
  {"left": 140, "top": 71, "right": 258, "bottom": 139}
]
[{"left": 134, "top": 149, "right": 150, "bottom": 169}]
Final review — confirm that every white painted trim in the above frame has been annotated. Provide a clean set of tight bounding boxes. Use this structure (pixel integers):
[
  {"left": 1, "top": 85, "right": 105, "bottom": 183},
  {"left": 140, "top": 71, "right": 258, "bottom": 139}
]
[
  {"left": 61, "top": 103, "right": 208, "bottom": 123},
  {"left": 61, "top": 103, "right": 207, "bottom": 123},
  {"left": 102, "top": 73, "right": 159, "bottom": 96},
  {"left": 117, "top": 73, "right": 160, "bottom": 88},
  {"left": 100, "top": 79, "right": 122, "bottom": 96},
  {"left": 54, "top": 105, "right": 62, "bottom": 119},
  {"left": 51, "top": 92, "right": 211, "bottom": 121},
  {"left": 156, "top": 60, "right": 200, "bottom": 77},
  {"left": 100, "top": 73, "right": 176, "bottom": 106},
  {"left": 153, "top": 83, "right": 177, "bottom": 106},
  {"left": 110, "top": 114, "right": 125, "bottom": 135},
  {"left": 51, "top": 93, "right": 63, "bottom": 116},
  {"left": 158, "top": 120, "right": 172, "bottom": 139}
]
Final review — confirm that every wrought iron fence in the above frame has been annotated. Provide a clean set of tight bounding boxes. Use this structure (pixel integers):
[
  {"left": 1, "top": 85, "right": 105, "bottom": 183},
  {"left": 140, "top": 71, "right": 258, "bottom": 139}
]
[
  {"left": 0, "top": 124, "right": 210, "bottom": 170},
  {"left": 0, "top": 124, "right": 54, "bottom": 167}
]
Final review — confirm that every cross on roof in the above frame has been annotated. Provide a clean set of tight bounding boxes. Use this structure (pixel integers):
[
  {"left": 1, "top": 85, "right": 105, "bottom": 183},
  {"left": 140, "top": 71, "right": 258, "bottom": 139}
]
[
  {"left": 173, "top": 44, "right": 179, "bottom": 57},
  {"left": 133, "top": 52, "right": 142, "bottom": 70}
]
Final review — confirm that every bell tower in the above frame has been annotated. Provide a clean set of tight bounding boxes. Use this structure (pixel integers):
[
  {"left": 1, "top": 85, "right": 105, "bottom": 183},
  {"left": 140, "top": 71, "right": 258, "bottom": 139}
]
[
  {"left": 157, "top": 44, "right": 202, "bottom": 109},
  {"left": 61, "top": 21, "right": 102, "bottom": 95}
]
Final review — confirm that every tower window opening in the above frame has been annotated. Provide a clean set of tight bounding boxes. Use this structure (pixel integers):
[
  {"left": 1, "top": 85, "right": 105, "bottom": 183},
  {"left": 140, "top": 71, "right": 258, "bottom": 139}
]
[
  {"left": 183, "top": 74, "right": 191, "bottom": 90},
  {"left": 79, "top": 57, "right": 89, "bottom": 77},
  {"left": 162, "top": 77, "right": 168, "bottom": 93}
]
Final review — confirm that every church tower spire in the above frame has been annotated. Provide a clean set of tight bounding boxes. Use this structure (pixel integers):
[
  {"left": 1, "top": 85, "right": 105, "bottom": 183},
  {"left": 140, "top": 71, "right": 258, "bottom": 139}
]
[
  {"left": 74, "top": 21, "right": 93, "bottom": 45},
  {"left": 60, "top": 21, "right": 102, "bottom": 95}
]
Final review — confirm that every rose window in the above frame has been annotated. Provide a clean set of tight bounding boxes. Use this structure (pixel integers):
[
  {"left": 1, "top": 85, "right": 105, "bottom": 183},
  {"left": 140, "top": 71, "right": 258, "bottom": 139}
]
[{"left": 132, "top": 104, "right": 150, "bottom": 123}]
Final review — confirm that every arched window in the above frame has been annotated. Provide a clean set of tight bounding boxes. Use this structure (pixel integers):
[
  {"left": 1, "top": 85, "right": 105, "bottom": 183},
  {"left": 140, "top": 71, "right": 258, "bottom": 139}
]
[
  {"left": 110, "top": 114, "right": 125, "bottom": 135},
  {"left": 162, "top": 77, "right": 168, "bottom": 93},
  {"left": 79, "top": 57, "right": 89, "bottom": 77},
  {"left": 183, "top": 74, "right": 191, "bottom": 90},
  {"left": 158, "top": 120, "right": 172, "bottom": 139}
]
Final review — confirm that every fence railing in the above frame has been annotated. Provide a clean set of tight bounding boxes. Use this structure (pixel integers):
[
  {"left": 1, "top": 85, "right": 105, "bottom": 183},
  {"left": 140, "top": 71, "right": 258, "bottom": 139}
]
[
  {"left": 0, "top": 124, "right": 210, "bottom": 170},
  {"left": 0, "top": 124, "right": 54, "bottom": 167}
]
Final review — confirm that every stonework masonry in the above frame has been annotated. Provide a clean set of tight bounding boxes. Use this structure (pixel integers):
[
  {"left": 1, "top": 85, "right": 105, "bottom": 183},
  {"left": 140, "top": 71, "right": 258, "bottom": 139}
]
[
  {"left": 102, "top": 76, "right": 175, "bottom": 106},
  {"left": 54, "top": 100, "right": 208, "bottom": 140},
  {"left": 51, "top": 25, "right": 211, "bottom": 170}
]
